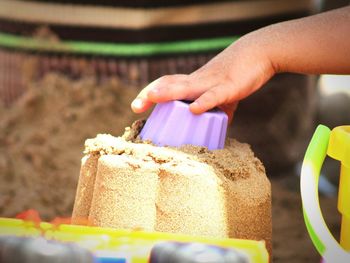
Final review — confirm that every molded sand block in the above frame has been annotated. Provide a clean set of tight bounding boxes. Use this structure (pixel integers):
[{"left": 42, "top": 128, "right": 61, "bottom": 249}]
[
  {"left": 88, "top": 154, "right": 159, "bottom": 230},
  {"left": 156, "top": 161, "right": 228, "bottom": 237},
  {"left": 72, "top": 154, "right": 99, "bottom": 223},
  {"left": 72, "top": 127, "right": 272, "bottom": 256},
  {"left": 224, "top": 174, "right": 272, "bottom": 255}
]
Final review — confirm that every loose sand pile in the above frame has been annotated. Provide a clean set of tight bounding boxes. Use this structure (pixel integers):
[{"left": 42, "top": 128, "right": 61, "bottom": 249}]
[
  {"left": 0, "top": 73, "right": 141, "bottom": 219},
  {"left": 72, "top": 122, "right": 272, "bottom": 254}
]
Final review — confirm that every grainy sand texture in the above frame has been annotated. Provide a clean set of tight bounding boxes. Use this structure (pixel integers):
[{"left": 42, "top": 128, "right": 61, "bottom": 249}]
[
  {"left": 1, "top": 73, "right": 340, "bottom": 263},
  {"left": 72, "top": 122, "right": 272, "bottom": 254}
]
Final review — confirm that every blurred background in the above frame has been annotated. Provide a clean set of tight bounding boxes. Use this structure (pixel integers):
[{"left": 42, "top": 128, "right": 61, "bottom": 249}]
[{"left": 0, "top": 0, "right": 349, "bottom": 262}]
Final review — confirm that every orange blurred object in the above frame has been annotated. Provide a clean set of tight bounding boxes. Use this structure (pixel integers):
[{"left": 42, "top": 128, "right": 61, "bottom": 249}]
[
  {"left": 15, "top": 209, "right": 42, "bottom": 225},
  {"left": 50, "top": 217, "right": 72, "bottom": 226}
]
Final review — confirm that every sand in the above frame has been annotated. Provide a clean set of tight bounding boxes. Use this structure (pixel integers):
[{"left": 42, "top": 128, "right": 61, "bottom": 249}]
[
  {"left": 72, "top": 123, "right": 272, "bottom": 254},
  {"left": 271, "top": 176, "right": 340, "bottom": 263},
  {"left": 0, "top": 72, "right": 341, "bottom": 263},
  {"left": 0, "top": 73, "right": 141, "bottom": 219}
]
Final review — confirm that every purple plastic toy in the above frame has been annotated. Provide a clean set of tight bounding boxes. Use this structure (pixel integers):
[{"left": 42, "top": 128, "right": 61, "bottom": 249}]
[{"left": 140, "top": 100, "right": 228, "bottom": 150}]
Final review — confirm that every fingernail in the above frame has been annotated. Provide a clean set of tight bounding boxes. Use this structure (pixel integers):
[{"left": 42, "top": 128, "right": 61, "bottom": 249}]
[{"left": 131, "top": 98, "right": 144, "bottom": 109}]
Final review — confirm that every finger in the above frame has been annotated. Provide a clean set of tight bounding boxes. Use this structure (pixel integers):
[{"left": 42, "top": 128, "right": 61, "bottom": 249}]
[
  {"left": 131, "top": 97, "right": 153, "bottom": 113},
  {"left": 147, "top": 70, "right": 221, "bottom": 102},
  {"left": 147, "top": 78, "right": 206, "bottom": 103},
  {"left": 131, "top": 74, "right": 189, "bottom": 113},
  {"left": 147, "top": 76, "right": 191, "bottom": 102},
  {"left": 189, "top": 85, "right": 232, "bottom": 114}
]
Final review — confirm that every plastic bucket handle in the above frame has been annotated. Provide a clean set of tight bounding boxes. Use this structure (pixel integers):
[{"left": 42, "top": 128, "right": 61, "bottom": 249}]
[{"left": 300, "top": 125, "right": 350, "bottom": 262}]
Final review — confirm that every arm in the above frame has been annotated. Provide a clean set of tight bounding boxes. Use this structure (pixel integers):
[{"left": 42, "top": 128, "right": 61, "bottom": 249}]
[{"left": 131, "top": 6, "right": 350, "bottom": 120}]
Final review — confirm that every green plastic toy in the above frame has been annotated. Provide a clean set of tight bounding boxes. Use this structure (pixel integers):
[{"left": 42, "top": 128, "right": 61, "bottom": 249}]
[{"left": 301, "top": 125, "right": 350, "bottom": 262}]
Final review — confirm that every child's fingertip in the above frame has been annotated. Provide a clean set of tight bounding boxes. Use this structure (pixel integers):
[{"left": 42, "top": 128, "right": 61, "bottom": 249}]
[
  {"left": 189, "top": 101, "right": 203, "bottom": 114},
  {"left": 131, "top": 106, "right": 142, "bottom": 113},
  {"left": 131, "top": 98, "right": 144, "bottom": 110}
]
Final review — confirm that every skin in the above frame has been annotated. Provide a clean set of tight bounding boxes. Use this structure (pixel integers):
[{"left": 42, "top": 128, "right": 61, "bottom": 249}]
[{"left": 131, "top": 6, "right": 350, "bottom": 122}]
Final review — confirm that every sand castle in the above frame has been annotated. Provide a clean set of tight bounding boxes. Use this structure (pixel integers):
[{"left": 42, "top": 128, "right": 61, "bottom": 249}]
[{"left": 72, "top": 121, "right": 272, "bottom": 253}]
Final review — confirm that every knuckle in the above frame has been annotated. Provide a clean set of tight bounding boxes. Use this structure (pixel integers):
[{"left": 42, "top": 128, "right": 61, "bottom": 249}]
[
  {"left": 154, "top": 76, "right": 170, "bottom": 87},
  {"left": 203, "top": 89, "right": 218, "bottom": 101},
  {"left": 222, "top": 86, "right": 234, "bottom": 104},
  {"left": 157, "top": 75, "right": 177, "bottom": 85},
  {"left": 197, "top": 90, "right": 218, "bottom": 108}
]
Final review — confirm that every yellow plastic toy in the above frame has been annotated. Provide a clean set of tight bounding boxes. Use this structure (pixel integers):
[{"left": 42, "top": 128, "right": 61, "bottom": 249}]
[
  {"left": 301, "top": 125, "right": 350, "bottom": 262},
  {"left": 0, "top": 217, "right": 269, "bottom": 262}
]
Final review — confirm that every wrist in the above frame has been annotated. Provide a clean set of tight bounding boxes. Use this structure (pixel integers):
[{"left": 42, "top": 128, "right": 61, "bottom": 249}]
[
  {"left": 244, "top": 26, "right": 279, "bottom": 76},
  {"left": 228, "top": 29, "right": 277, "bottom": 90}
]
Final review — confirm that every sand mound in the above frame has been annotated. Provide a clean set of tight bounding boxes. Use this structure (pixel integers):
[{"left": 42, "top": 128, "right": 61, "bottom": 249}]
[
  {"left": 72, "top": 124, "right": 272, "bottom": 253},
  {"left": 0, "top": 73, "right": 141, "bottom": 219}
]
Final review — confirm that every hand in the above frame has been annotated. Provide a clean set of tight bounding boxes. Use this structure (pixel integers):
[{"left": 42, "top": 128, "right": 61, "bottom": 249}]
[
  {"left": 131, "top": 33, "right": 275, "bottom": 122},
  {"left": 131, "top": 6, "right": 350, "bottom": 121}
]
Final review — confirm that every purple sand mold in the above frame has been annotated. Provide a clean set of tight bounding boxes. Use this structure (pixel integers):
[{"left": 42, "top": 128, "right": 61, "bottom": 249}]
[{"left": 140, "top": 100, "right": 228, "bottom": 150}]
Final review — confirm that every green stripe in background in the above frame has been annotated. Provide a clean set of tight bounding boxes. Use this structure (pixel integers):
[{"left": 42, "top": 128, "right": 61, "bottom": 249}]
[{"left": 0, "top": 31, "right": 238, "bottom": 56}]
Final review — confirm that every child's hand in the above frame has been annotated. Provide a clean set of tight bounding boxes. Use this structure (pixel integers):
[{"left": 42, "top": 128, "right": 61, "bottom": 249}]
[
  {"left": 131, "top": 34, "right": 275, "bottom": 121},
  {"left": 131, "top": 6, "right": 350, "bottom": 121}
]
